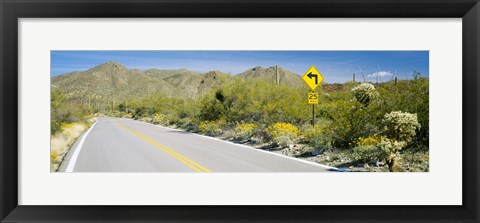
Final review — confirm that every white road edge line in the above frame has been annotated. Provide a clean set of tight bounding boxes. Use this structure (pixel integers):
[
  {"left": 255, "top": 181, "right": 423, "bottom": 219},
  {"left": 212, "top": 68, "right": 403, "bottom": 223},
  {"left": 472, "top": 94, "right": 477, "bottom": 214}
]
[
  {"left": 65, "top": 120, "right": 98, "bottom": 172},
  {"left": 126, "top": 118, "right": 342, "bottom": 171}
]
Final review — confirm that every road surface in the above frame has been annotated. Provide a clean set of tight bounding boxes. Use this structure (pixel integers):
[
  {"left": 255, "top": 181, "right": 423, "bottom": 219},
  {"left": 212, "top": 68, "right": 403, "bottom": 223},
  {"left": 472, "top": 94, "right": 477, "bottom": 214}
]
[{"left": 58, "top": 117, "right": 334, "bottom": 172}]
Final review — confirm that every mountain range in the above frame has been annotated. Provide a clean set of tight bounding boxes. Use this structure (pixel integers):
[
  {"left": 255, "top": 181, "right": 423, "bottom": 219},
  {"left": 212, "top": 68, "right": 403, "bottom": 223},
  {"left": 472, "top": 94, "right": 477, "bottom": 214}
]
[{"left": 51, "top": 62, "right": 305, "bottom": 106}]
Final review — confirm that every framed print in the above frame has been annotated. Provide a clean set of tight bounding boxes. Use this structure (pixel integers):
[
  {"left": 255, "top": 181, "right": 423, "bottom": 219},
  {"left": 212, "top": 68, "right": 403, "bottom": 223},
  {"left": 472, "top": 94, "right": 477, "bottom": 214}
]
[{"left": 1, "top": 0, "right": 479, "bottom": 222}]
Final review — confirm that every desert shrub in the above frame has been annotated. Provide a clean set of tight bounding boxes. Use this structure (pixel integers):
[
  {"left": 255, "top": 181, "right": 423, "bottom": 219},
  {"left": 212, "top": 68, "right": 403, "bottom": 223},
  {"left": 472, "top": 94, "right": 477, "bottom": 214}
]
[
  {"left": 198, "top": 120, "right": 224, "bottom": 136},
  {"left": 51, "top": 151, "right": 60, "bottom": 164},
  {"left": 266, "top": 122, "right": 300, "bottom": 147},
  {"left": 51, "top": 121, "right": 62, "bottom": 136},
  {"left": 134, "top": 106, "right": 155, "bottom": 119},
  {"left": 351, "top": 134, "right": 385, "bottom": 147},
  {"left": 50, "top": 119, "right": 93, "bottom": 172},
  {"left": 274, "top": 135, "right": 295, "bottom": 148},
  {"left": 351, "top": 83, "right": 377, "bottom": 105},
  {"left": 112, "top": 111, "right": 127, "bottom": 118},
  {"left": 253, "top": 126, "right": 271, "bottom": 144},
  {"left": 351, "top": 134, "right": 386, "bottom": 163},
  {"left": 140, "top": 116, "right": 153, "bottom": 123},
  {"left": 353, "top": 145, "right": 385, "bottom": 164},
  {"left": 51, "top": 89, "right": 90, "bottom": 135},
  {"left": 235, "top": 123, "right": 258, "bottom": 141},
  {"left": 180, "top": 119, "right": 199, "bottom": 132},
  {"left": 301, "top": 125, "right": 322, "bottom": 142},
  {"left": 198, "top": 79, "right": 309, "bottom": 125},
  {"left": 301, "top": 124, "right": 333, "bottom": 151},
  {"left": 61, "top": 122, "right": 86, "bottom": 136},
  {"left": 376, "top": 78, "right": 429, "bottom": 148},
  {"left": 198, "top": 92, "right": 225, "bottom": 121},
  {"left": 320, "top": 98, "right": 380, "bottom": 148},
  {"left": 152, "top": 113, "right": 166, "bottom": 125},
  {"left": 308, "top": 133, "right": 333, "bottom": 151}
]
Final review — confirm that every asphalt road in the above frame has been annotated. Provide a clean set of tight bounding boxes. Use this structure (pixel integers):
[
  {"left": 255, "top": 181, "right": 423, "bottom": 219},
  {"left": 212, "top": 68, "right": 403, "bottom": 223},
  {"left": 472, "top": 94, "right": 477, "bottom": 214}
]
[{"left": 58, "top": 117, "right": 333, "bottom": 172}]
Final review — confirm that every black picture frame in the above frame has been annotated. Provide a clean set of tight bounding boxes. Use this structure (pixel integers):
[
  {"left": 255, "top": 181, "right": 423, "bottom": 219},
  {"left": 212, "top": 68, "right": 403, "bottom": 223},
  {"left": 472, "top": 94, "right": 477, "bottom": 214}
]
[{"left": 1, "top": 0, "right": 479, "bottom": 222}]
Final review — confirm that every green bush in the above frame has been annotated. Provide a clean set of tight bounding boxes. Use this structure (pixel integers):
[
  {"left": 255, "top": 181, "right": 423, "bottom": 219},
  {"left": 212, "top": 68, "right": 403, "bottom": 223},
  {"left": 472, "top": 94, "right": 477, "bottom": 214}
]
[
  {"left": 176, "top": 117, "right": 196, "bottom": 130},
  {"left": 352, "top": 145, "right": 385, "bottom": 163},
  {"left": 308, "top": 134, "right": 332, "bottom": 151},
  {"left": 199, "top": 120, "right": 224, "bottom": 136},
  {"left": 140, "top": 116, "right": 153, "bottom": 123},
  {"left": 376, "top": 78, "right": 429, "bottom": 148},
  {"left": 350, "top": 134, "right": 386, "bottom": 163},
  {"left": 152, "top": 113, "right": 166, "bottom": 125},
  {"left": 51, "top": 89, "right": 90, "bottom": 135},
  {"left": 198, "top": 79, "right": 310, "bottom": 125},
  {"left": 274, "top": 135, "right": 295, "bottom": 148},
  {"left": 51, "top": 121, "right": 62, "bottom": 136},
  {"left": 320, "top": 98, "right": 379, "bottom": 148},
  {"left": 301, "top": 124, "right": 333, "bottom": 151}
]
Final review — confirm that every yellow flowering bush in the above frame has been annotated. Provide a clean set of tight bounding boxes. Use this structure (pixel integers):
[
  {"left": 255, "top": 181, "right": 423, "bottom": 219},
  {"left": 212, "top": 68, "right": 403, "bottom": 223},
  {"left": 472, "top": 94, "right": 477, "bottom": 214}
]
[
  {"left": 235, "top": 123, "right": 258, "bottom": 140},
  {"left": 351, "top": 134, "right": 385, "bottom": 147},
  {"left": 351, "top": 134, "right": 385, "bottom": 164},
  {"left": 199, "top": 120, "right": 224, "bottom": 136},
  {"left": 51, "top": 118, "right": 94, "bottom": 172},
  {"left": 60, "top": 122, "right": 74, "bottom": 130},
  {"left": 266, "top": 122, "right": 300, "bottom": 147},
  {"left": 152, "top": 113, "right": 166, "bottom": 125}
]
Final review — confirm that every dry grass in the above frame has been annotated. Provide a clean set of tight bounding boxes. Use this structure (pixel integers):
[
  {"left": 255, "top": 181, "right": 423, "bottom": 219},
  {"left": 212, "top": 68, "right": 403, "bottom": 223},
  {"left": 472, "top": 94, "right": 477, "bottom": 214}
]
[{"left": 50, "top": 118, "right": 96, "bottom": 172}]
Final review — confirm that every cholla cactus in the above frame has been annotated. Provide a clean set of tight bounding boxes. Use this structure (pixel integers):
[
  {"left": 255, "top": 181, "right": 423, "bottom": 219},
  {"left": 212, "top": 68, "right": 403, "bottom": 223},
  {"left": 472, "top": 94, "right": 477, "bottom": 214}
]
[
  {"left": 351, "top": 83, "right": 377, "bottom": 105},
  {"left": 382, "top": 111, "right": 421, "bottom": 143},
  {"left": 377, "top": 139, "right": 407, "bottom": 172},
  {"left": 379, "top": 111, "right": 421, "bottom": 172}
]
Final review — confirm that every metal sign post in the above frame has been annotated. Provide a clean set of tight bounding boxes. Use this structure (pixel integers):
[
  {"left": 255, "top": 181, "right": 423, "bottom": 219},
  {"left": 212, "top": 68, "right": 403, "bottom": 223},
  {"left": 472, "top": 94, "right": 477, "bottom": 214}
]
[{"left": 308, "top": 91, "right": 318, "bottom": 127}]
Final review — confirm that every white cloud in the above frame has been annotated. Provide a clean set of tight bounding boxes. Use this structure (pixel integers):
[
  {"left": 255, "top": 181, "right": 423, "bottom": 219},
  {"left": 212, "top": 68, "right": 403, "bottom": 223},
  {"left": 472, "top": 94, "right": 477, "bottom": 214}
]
[{"left": 368, "top": 71, "right": 394, "bottom": 77}]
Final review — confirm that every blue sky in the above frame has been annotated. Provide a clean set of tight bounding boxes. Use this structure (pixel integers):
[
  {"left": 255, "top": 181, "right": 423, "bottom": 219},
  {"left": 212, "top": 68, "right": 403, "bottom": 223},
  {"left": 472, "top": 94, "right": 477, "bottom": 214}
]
[{"left": 51, "top": 51, "right": 429, "bottom": 83}]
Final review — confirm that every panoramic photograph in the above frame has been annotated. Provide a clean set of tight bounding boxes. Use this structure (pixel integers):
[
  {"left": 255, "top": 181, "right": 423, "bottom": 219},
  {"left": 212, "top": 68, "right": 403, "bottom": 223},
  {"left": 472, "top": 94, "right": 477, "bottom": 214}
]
[{"left": 50, "top": 51, "right": 429, "bottom": 172}]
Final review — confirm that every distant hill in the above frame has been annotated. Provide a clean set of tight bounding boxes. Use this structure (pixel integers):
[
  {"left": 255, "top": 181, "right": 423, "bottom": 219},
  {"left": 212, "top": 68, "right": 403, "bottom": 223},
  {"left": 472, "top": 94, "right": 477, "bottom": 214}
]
[
  {"left": 52, "top": 62, "right": 177, "bottom": 105},
  {"left": 144, "top": 68, "right": 200, "bottom": 79},
  {"left": 51, "top": 62, "right": 303, "bottom": 110},
  {"left": 235, "top": 66, "right": 303, "bottom": 88}
]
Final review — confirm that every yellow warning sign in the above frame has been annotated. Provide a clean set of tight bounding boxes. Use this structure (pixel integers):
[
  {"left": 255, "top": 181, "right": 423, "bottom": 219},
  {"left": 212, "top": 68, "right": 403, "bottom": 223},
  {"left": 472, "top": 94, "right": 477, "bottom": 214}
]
[
  {"left": 302, "top": 66, "right": 324, "bottom": 91},
  {"left": 308, "top": 92, "right": 319, "bottom": 104}
]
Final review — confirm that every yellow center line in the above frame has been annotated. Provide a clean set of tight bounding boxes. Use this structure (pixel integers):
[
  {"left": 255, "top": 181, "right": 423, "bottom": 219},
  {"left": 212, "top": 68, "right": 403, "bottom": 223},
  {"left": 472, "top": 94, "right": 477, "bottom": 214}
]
[{"left": 115, "top": 120, "right": 211, "bottom": 173}]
